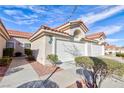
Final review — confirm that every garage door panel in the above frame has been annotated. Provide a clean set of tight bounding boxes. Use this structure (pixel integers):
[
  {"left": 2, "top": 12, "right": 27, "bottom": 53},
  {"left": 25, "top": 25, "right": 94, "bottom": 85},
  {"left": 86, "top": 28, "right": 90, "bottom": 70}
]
[
  {"left": 56, "top": 40, "right": 85, "bottom": 62},
  {"left": 91, "top": 44, "right": 103, "bottom": 56}
]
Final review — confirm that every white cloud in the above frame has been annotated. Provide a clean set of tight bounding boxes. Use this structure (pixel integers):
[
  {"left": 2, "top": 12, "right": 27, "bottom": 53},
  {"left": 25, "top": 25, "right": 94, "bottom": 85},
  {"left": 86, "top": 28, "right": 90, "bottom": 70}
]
[
  {"left": 106, "top": 38, "right": 124, "bottom": 46},
  {"left": 4, "top": 10, "right": 23, "bottom": 16},
  {"left": 106, "top": 38, "right": 124, "bottom": 43},
  {"left": 3, "top": 9, "right": 40, "bottom": 25},
  {"left": 81, "top": 6, "right": 124, "bottom": 25},
  {"left": 92, "top": 25, "right": 123, "bottom": 35}
]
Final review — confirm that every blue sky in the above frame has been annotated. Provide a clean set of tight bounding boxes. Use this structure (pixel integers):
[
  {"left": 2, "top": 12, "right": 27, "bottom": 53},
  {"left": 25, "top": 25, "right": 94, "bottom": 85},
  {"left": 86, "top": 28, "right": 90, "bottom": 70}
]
[{"left": 0, "top": 5, "right": 124, "bottom": 46}]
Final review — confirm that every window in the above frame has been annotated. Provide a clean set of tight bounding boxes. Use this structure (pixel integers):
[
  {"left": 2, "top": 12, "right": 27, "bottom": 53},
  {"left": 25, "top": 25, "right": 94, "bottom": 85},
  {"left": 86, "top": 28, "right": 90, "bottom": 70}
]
[
  {"left": 6, "top": 41, "right": 14, "bottom": 48},
  {"left": 73, "top": 30, "right": 82, "bottom": 41},
  {"left": 24, "top": 43, "right": 31, "bottom": 49},
  {"left": 73, "top": 29, "right": 81, "bottom": 38}
]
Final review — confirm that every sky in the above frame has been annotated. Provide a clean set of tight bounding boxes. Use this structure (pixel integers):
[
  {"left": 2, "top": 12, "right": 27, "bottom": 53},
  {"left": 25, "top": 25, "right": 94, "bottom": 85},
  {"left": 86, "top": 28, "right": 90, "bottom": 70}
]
[{"left": 0, "top": 5, "right": 124, "bottom": 47}]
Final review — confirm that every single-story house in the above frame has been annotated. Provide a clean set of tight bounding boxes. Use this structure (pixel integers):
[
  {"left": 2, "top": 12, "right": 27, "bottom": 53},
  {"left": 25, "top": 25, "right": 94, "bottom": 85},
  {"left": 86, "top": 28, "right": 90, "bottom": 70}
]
[
  {"left": 0, "top": 19, "right": 10, "bottom": 57},
  {"left": 0, "top": 19, "right": 105, "bottom": 65},
  {"left": 29, "top": 20, "right": 105, "bottom": 65}
]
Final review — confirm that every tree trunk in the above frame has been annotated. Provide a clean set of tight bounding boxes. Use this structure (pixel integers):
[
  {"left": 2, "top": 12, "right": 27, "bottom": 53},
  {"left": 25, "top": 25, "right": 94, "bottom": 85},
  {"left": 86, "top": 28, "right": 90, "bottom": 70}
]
[{"left": 92, "top": 73, "right": 98, "bottom": 88}]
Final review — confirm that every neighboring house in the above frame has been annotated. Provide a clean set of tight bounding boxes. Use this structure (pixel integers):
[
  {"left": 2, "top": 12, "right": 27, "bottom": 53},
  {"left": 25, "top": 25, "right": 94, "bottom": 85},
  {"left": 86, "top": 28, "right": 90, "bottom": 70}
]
[
  {"left": 105, "top": 45, "right": 121, "bottom": 55},
  {"left": 7, "top": 30, "right": 32, "bottom": 56},
  {"left": 29, "top": 20, "right": 105, "bottom": 65},
  {"left": 120, "top": 47, "right": 124, "bottom": 53},
  {"left": 85, "top": 32, "right": 106, "bottom": 45},
  {"left": 105, "top": 43, "right": 124, "bottom": 56},
  {"left": 0, "top": 20, "right": 10, "bottom": 57}
]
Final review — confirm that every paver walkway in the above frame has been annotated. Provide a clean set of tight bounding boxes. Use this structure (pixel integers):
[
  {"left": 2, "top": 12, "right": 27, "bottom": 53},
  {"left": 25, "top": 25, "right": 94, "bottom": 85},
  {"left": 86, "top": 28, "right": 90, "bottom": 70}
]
[
  {"left": 30, "top": 62, "right": 62, "bottom": 77},
  {"left": 0, "top": 57, "right": 40, "bottom": 88}
]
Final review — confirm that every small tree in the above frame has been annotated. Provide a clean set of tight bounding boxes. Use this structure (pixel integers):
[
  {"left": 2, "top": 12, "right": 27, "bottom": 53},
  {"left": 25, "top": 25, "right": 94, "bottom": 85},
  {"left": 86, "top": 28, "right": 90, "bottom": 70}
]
[
  {"left": 47, "top": 54, "right": 59, "bottom": 66},
  {"left": 75, "top": 56, "right": 124, "bottom": 88}
]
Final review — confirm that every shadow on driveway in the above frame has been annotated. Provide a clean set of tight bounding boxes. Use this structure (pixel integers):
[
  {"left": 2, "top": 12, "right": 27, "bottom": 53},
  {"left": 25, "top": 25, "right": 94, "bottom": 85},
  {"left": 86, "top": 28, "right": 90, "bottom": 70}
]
[{"left": 17, "top": 80, "right": 59, "bottom": 88}]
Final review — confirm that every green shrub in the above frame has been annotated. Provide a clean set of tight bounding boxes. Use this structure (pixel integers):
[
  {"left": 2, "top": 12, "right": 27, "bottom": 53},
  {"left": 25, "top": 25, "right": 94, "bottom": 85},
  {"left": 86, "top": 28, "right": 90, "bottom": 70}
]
[
  {"left": 2, "top": 56, "right": 12, "bottom": 61},
  {"left": 75, "top": 56, "right": 93, "bottom": 68},
  {"left": 75, "top": 56, "right": 124, "bottom": 87},
  {"left": 0, "top": 57, "right": 12, "bottom": 66},
  {"left": 121, "top": 53, "right": 124, "bottom": 57},
  {"left": 3, "top": 48, "right": 14, "bottom": 57},
  {"left": 116, "top": 53, "right": 120, "bottom": 57},
  {"left": 47, "top": 54, "right": 59, "bottom": 65},
  {"left": 24, "top": 49, "right": 32, "bottom": 56},
  {"left": 116, "top": 53, "right": 124, "bottom": 57},
  {"left": 75, "top": 56, "right": 124, "bottom": 76}
]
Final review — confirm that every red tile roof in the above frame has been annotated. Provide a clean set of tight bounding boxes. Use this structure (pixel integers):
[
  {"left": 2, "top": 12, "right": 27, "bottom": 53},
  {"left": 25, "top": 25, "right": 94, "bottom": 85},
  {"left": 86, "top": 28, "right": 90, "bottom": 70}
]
[
  {"left": 55, "top": 20, "right": 88, "bottom": 31},
  {"left": 42, "top": 25, "right": 70, "bottom": 35},
  {"left": 86, "top": 32, "right": 105, "bottom": 40},
  {"left": 105, "top": 45, "right": 120, "bottom": 50},
  {"left": 8, "top": 30, "right": 33, "bottom": 39},
  {"left": 0, "top": 19, "right": 10, "bottom": 40}
]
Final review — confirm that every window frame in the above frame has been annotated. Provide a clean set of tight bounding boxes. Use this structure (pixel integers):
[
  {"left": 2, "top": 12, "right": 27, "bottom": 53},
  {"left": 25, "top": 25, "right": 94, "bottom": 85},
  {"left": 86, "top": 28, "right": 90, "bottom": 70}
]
[
  {"left": 6, "top": 41, "right": 15, "bottom": 48},
  {"left": 24, "top": 43, "right": 31, "bottom": 49}
]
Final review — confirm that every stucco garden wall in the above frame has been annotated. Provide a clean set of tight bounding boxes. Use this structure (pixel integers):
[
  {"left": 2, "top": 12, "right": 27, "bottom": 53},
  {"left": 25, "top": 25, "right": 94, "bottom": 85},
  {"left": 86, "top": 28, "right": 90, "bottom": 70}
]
[{"left": 31, "top": 36, "right": 46, "bottom": 65}]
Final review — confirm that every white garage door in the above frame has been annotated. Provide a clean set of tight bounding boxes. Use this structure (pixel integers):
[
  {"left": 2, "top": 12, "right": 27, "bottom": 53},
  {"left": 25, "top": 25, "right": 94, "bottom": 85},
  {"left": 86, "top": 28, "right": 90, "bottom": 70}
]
[
  {"left": 55, "top": 39, "right": 86, "bottom": 62},
  {"left": 91, "top": 44, "right": 103, "bottom": 56}
]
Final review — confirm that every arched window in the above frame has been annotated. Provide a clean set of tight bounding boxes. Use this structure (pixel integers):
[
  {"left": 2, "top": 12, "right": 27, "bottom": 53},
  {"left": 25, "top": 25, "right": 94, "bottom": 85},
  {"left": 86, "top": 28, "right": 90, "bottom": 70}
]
[
  {"left": 73, "top": 29, "right": 82, "bottom": 41},
  {"left": 74, "top": 29, "right": 81, "bottom": 37}
]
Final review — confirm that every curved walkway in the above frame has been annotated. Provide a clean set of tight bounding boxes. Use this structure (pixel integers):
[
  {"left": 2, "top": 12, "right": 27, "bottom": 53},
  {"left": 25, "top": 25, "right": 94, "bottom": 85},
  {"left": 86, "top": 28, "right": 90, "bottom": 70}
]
[{"left": 0, "top": 57, "right": 40, "bottom": 87}]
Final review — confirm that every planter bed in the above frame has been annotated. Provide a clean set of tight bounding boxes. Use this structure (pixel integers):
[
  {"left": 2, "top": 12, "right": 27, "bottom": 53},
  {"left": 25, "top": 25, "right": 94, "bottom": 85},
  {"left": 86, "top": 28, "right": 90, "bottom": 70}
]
[
  {"left": 0, "top": 57, "right": 12, "bottom": 80},
  {"left": 0, "top": 66, "right": 9, "bottom": 76}
]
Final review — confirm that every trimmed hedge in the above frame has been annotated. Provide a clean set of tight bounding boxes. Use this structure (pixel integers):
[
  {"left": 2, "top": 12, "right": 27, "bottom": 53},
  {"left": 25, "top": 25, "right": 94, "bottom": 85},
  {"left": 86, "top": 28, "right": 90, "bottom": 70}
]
[
  {"left": 0, "top": 56, "right": 12, "bottom": 66},
  {"left": 75, "top": 56, "right": 124, "bottom": 76},
  {"left": 3, "top": 48, "right": 14, "bottom": 57},
  {"left": 116, "top": 53, "right": 124, "bottom": 57},
  {"left": 24, "top": 49, "right": 32, "bottom": 56}
]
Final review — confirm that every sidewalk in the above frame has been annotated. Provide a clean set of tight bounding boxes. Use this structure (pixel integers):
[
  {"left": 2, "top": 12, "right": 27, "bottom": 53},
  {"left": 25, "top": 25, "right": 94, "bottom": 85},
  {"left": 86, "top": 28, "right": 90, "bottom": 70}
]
[{"left": 102, "top": 56, "right": 124, "bottom": 63}]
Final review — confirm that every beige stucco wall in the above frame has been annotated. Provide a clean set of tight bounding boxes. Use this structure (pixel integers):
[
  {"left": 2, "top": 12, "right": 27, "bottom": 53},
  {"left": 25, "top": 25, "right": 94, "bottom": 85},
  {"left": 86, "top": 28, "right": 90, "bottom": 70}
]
[
  {"left": 64, "top": 27, "right": 86, "bottom": 38},
  {"left": 8, "top": 37, "right": 31, "bottom": 55},
  {"left": 31, "top": 36, "right": 46, "bottom": 65},
  {"left": 0, "top": 35, "right": 6, "bottom": 57},
  {"left": 31, "top": 34, "right": 70, "bottom": 65}
]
